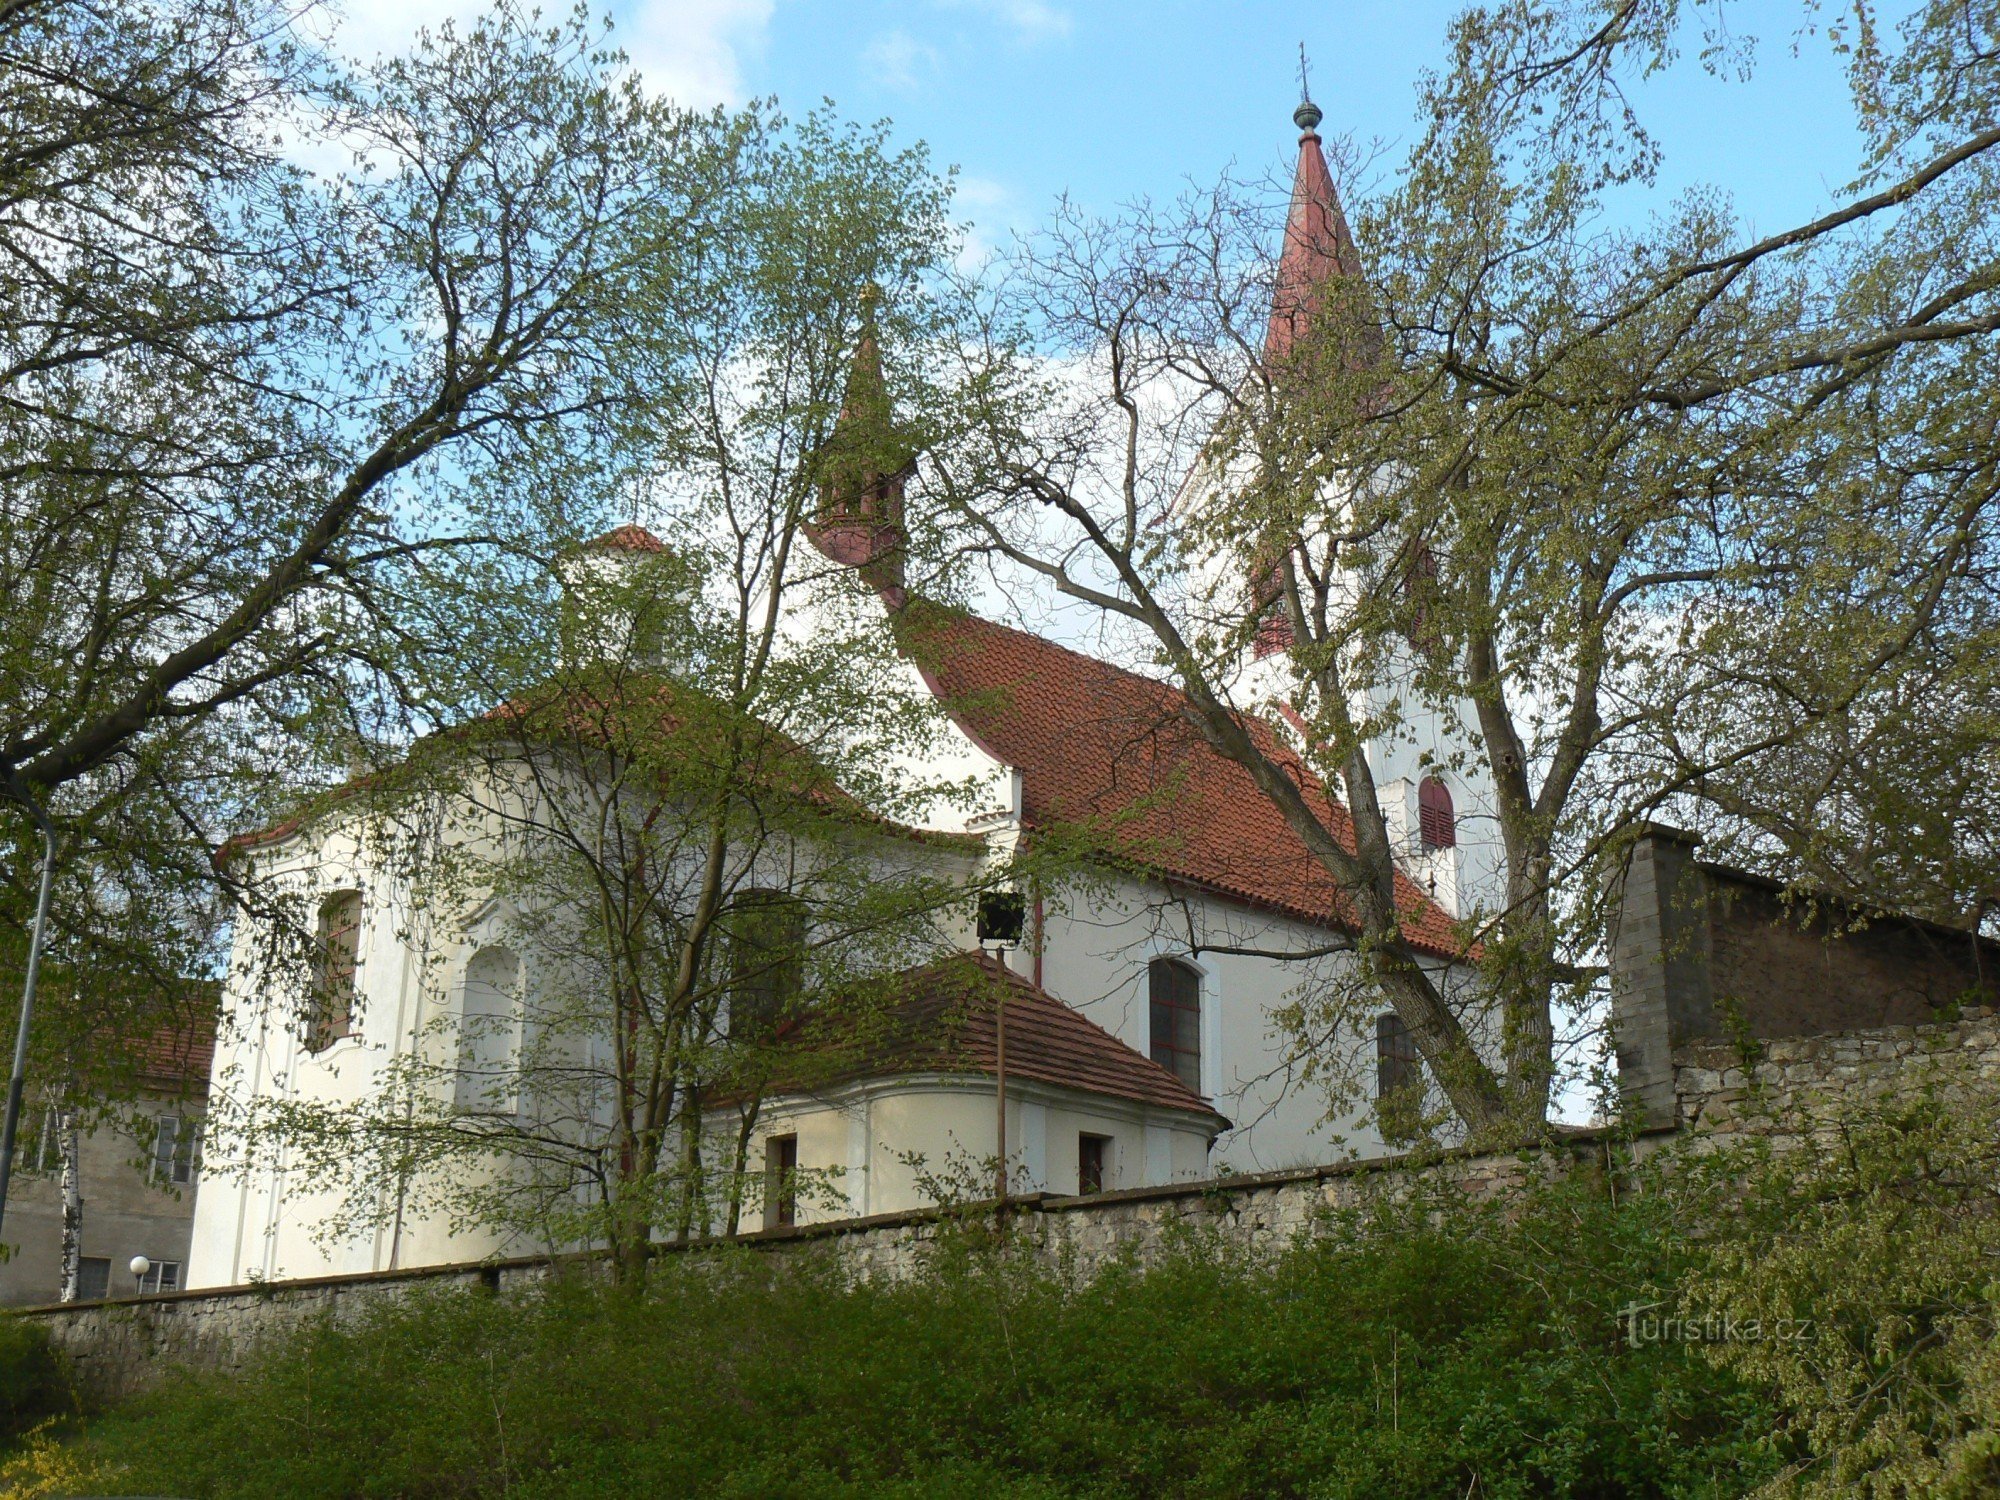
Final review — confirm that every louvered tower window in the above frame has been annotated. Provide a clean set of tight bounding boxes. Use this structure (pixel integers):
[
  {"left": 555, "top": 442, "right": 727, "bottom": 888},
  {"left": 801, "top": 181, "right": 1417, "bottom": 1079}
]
[{"left": 1418, "top": 777, "right": 1456, "bottom": 852}]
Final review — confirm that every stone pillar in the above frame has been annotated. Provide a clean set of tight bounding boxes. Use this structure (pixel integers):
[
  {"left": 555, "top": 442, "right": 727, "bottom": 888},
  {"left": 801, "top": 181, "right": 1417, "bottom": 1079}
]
[{"left": 1605, "top": 826, "right": 1716, "bottom": 1127}]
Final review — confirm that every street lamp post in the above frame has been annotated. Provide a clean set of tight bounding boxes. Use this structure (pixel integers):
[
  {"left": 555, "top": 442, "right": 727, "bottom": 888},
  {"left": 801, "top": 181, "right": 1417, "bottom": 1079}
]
[
  {"left": 0, "top": 796, "right": 57, "bottom": 1241},
  {"left": 975, "top": 890, "right": 1027, "bottom": 1208}
]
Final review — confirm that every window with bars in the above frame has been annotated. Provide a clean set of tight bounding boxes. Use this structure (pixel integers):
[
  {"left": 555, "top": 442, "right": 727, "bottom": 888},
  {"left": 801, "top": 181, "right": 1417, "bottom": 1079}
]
[
  {"left": 308, "top": 889, "right": 362, "bottom": 1052},
  {"left": 1417, "top": 777, "right": 1456, "bottom": 852},
  {"left": 1375, "top": 1012, "right": 1422, "bottom": 1100},
  {"left": 76, "top": 1257, "right": 110, "bottom": 1302},
  {"left": 1148, "top": 958, "right": 1203, "bottom": 1094},
  {"left": 726, "top": 891, "right": 807, "bottom": 1040}
]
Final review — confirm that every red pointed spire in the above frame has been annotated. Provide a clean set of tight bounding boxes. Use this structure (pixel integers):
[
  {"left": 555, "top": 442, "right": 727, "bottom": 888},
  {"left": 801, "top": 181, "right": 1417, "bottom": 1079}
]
[
  {"left": 807, "top": 287, "right": 915, "bottom": 600},
  {"left": 1265, "top": 97, "right": 1368, "bottom": 363}
]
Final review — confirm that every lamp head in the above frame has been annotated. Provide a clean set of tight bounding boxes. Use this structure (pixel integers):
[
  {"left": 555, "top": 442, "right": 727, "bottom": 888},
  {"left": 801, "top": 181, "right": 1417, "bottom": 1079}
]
[{"left": 975, "top": 890, "right": 1027, "bottom": 948}]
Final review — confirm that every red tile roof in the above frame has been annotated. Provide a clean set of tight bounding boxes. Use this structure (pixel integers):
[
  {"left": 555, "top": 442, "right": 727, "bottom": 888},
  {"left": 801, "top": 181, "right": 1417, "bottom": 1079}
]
[
  {"left": 129, "top": 1022, "right": 215, "bottom": 1092},
  {"left": 777, "top": 953, "right": 1225, "bottom": 1123},
  {"left": 897, "top": 602, "right": 1467, "bottom": 960},
  {"left": 583, "top": 524, "right": 667, "bottom": 553}
]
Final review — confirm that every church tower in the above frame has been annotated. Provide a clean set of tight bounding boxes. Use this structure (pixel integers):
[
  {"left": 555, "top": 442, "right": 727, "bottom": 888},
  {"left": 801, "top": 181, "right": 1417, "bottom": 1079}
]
[{"left": 1185, "top": 93, "right": 1505, "bottom": 920}]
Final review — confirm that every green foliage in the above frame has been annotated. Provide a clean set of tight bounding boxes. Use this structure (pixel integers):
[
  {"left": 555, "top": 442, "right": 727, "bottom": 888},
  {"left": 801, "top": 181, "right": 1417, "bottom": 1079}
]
[
  {"left": 0, "top": 1318, "right": 69, "bottom": 1443},
  {"left": 45, "top": 1079, "right": 2000, "bottom": 1496},
  {"left": 1679, "top": 1070, "right": 2000, "bottom": 1498},
  {"left": 52, "top": 1168, "right": 1777, "bottom": 1499}
]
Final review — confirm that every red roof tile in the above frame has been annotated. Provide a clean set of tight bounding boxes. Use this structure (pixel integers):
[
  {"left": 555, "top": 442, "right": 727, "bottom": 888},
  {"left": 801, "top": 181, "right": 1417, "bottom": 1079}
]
[
  {"left": 778, "top": 953, "right": 1225, "bottom": 1122},
  {"left": 129, "top": 1022, "right": 215, "bottom": 1091},
  {"left": 897, "top": 603, "right": 1467, "bottom": 960},
  {"left": 583, "top": 524, "right": 667, "bottom": 553}
]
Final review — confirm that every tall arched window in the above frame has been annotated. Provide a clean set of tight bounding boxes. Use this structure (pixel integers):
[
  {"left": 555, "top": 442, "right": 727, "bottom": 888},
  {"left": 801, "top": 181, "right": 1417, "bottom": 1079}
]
[
  {"left": 726, "top": 891, "right": 807, "bottom": 1040},
  {"left": 1418, "top": 776, "right": 1456, "bottom": 852},
  {"left": 1148, "top": 958, "right": 1202, "bottom": 1093},
  {"left": 307, "top": 890, "right": 362, "bottom": 1052},
  {"left": 456, "top": 947, "right": 522, "bottom": 1114}
]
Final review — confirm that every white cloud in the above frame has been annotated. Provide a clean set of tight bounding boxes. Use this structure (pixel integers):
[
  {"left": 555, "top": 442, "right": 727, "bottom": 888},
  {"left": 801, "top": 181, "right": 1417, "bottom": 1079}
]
[
  {"left": 619, "top": 0, "right": 774, "bottom": 108},
  {"left": 935, "top": 0, "right": 1072, "bottom": 45},
  {"left": 954, "top": 174, "right": 1010, "bottom": 210},
  {"left": 308, "top": 0, "right": 772, "bottom": 108},
  {"left": 862, "top": 29, "right": 940, "bottom": 92},
  {"left": 308, "top": 0, "right": 484, "bottom": 65}
]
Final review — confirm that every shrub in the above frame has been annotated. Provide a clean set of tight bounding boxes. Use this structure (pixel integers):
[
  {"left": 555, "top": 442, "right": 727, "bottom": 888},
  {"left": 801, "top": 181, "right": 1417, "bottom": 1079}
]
[
  {"left": 1677, "top": 1066, "right": 2000, "bottom": 1498},
  {"left": 0, "top": 1318, "right": 69, "bottom": 1444},
  {"left": 60, "top": 1166, "right": 1779, "bottom": 1499}
]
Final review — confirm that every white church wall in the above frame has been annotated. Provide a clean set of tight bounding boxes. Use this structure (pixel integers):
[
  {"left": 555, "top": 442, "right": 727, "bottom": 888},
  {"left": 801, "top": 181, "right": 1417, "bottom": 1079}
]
[
  {"left": 771, "top": 563, "right": 1017, "bottom": 837},
  {"left": 1023, "top": 870, "right": 1489, "bottom": 1174}
]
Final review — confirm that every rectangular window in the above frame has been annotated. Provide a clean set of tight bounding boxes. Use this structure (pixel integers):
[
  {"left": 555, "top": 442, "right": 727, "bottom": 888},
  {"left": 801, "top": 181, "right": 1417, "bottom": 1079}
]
[
  {"left": 310, "top": 890, "right": 362, "bottom": 1051},
  {"left": 150, "top": 1116, "right": 199, "bottom": 1185},
  {"left": 1148, "top": 958, "right": 1203, "bottom": 1094},
  {"left": 764, "top": 1134, "right": 799, "bottom": 1229},
  {"left": 76, "top": 1257, "right": 110, "bottom": 1302},
  {"left": 1078, "top": 1133, "right": 1110, "bottom": 1195},
  {"left": 142, "top": 1261, "right": 181, "bottom": 1295},
  {"left": 1375, "top": 1012, "right": 1422, "bottom": 1100}
]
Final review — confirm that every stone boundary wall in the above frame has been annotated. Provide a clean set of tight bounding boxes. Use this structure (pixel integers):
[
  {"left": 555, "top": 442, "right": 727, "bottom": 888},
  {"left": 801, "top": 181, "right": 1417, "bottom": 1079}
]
[
  {"left": 14, "top": 1133, "right": 1619, "bottom": 1403},
  {"left": 1667, "top": 1009, "right": 2000, "bottom": 1145},
  {"left": 16, "top": 1009, "right": 2000, "bottom": 1404}
]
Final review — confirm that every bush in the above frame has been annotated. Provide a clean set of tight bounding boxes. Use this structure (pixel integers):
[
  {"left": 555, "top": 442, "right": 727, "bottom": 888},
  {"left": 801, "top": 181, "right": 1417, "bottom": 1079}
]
[
  {"left": 0, "top": 1317, "right": 68, "bottom": 1444},
  {"left": 1678, "top": 1068, "right": 2000, "bottom": 1498},
  {"left": 48, "top": 1167, "right": 1779, "bottom": 1499}
]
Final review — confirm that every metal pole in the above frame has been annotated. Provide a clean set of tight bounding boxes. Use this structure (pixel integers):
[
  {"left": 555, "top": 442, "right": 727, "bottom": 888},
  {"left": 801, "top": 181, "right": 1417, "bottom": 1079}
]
[
  {"left": 994, "top": 971, "right": 1007, "bottom": 1209},
  {"left": 0, "top": 799, "right": 57, "bottom": 1239}
]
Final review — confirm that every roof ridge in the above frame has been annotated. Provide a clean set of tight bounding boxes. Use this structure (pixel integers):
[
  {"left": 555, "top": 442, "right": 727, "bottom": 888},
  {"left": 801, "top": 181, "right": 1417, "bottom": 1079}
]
[{"left": 903, "top": 598, "right": 1179, "bottom": 694}]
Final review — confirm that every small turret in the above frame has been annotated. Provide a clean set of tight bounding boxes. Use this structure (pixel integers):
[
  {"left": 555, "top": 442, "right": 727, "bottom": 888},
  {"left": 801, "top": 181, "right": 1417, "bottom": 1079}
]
[
  {"left": 559, "top": 524, "right": 676, "bottom": 668},
  {"left": 805, "top": 289, "right": 916, "bottom": 602}
]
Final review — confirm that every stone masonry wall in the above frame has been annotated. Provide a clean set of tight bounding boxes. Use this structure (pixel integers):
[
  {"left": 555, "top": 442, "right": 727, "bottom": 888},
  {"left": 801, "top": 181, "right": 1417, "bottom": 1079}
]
[
  {"left": 1667, "top": 1008, "right": 2000, "bottom": 1147},
  {"left": 17, "top": 1137, "right": 1603, "bottom": 1404}
]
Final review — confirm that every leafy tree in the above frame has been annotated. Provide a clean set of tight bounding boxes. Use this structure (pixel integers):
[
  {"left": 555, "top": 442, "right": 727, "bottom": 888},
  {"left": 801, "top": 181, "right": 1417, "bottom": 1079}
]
[
  {"left": 934, "top": 0, "right": 2000, "bottom": 1135},
  {"left": 207, "top": 119, "right": 1021, "bottom": 1281},
  {"left": 0, "top": 0, "right": 743, "bottom": 1242}
]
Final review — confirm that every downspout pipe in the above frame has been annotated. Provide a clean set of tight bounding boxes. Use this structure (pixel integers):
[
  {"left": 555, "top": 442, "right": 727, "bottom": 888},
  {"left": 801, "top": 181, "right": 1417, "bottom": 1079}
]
[{"left": 0, "top": 792, "right": 57, "bottom": 1239}]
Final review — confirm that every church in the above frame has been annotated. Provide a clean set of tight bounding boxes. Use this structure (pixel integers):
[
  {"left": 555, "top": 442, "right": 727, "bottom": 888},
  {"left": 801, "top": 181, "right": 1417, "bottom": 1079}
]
[{"left": 186, "top": 101, "right": 1505, "bottom": 1288}]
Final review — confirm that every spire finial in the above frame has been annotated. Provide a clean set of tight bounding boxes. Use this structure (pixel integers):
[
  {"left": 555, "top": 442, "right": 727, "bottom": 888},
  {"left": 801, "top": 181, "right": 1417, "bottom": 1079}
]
[{"left": 1294, "top": 43, "right": 1322, "bottom": 134}]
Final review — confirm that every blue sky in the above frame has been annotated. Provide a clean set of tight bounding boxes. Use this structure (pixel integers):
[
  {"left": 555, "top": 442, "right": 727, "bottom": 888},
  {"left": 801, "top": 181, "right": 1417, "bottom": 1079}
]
[
  {"left": 337, "top": 0, "right": 1889, "bottom": 252},
  {"left": 683, "top": 0, "right": 1880, "bottom": 250}
]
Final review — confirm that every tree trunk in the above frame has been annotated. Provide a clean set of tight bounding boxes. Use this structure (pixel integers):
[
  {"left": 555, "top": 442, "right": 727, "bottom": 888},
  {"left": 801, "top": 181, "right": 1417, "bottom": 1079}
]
[
  {"left": 725, "top": 1098, "right": 760, "bottom": 1238},
  {"left": 57, "top": 1107, "right": 82, "bottom": 1303}
]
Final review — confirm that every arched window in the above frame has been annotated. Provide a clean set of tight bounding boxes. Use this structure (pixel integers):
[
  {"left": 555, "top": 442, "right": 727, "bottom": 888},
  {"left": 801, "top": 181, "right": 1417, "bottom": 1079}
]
[
  {"left": 726, "top": 891, "right": 807, "bottom": 1040},
  {"left": 456, "top": 947, "right": 522, "bottom": 1113},
  {"left": 1148, "top": 958, "right": 1202, "bottom": 1094},
  {"left": 1418, "top": 776, "right": 1456, "bottom": 852},
  {"left": 307, "top": 890, "right": 362, "bottom": 1052}
]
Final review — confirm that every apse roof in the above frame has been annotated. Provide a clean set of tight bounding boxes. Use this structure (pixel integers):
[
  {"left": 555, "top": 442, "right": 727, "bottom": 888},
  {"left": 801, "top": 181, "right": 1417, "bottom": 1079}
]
[{"left": 766, "top": 951, "right": 1227, "bottom": 1125}]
